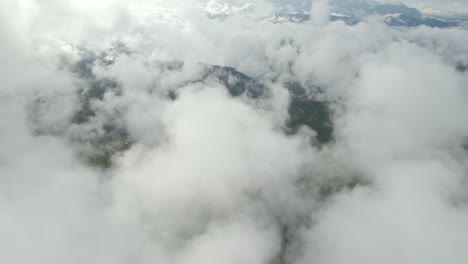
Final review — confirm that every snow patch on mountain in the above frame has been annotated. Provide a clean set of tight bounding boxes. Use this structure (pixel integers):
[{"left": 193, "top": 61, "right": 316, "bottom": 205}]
[
  {"left": 205, "top": 0, "right": 254, "bottom": 17},
  {"left": 132, "top": 4, "right": 189, "bottom": 29}
]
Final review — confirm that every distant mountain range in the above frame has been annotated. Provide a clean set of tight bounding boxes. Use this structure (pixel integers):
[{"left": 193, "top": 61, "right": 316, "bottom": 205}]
[{"left": 206, "top": 0, "right": 468, "bottom": 28}]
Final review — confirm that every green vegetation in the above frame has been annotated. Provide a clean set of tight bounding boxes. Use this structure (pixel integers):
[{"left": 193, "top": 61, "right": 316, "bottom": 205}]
[{"left": 287, "top": 100, "right": 333, "bottom": 143}]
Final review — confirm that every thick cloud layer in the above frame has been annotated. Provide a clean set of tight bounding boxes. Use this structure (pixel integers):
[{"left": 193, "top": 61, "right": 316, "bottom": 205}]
[
  {"left": 2, "top": 1, "right": 468, "bottom": 263},
  {"left": 311, "top": 0, "right": 330, "bottom": 25}
]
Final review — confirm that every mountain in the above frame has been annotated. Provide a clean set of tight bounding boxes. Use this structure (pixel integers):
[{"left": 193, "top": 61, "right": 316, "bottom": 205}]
[
  {"left": 63, "top": 46, "right": 333, "bottom": 168},
  {"left": 384, "top": 14, "right": 458, "bottom": 28},
  {"left": 329, "top": 0, "right": 422, "bottom": 19},
  {"left": 205, "top": 0, "right": 255, "bottom": 17},
  {"left": 206, "top": 0, "right": 465, "bottom": 28}
]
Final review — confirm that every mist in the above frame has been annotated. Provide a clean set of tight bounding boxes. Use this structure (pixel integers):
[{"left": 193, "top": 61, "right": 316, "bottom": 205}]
[{"left": 1, "top": 0, "right": 468, "bottom": 263}]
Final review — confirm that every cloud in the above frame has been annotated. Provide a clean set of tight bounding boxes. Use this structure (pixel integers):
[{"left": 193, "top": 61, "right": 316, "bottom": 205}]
[
  {"left": 311, "top": 0, "right": 331, "bottom": 25},
  {"left": 2, "top": 0, "right": 468, "bottom": 263},
  {"left": 407, "top": 2, "right": 468, "bottom": 16}
]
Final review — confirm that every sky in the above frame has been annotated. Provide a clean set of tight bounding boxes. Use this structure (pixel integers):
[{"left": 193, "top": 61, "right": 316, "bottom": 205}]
[{"left": 2, "top": 0, "right": 468, "bottom": 264}]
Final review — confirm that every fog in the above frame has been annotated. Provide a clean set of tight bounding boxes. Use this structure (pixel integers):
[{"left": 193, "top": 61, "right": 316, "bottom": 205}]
[{"left": 1, "top": 0, "right": 468, "bottom": 263}]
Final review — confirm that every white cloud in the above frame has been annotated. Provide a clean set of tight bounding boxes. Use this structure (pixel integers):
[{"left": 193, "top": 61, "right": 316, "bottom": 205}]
[
  {"left": 2, "top": 0, "right": 468, "bottom": 263},
  {"left": 311, "top": 0, "right": 331, "bottom": 25}
]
